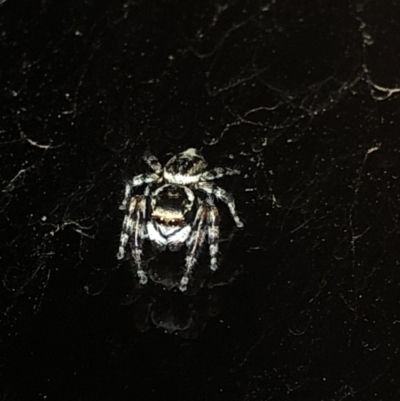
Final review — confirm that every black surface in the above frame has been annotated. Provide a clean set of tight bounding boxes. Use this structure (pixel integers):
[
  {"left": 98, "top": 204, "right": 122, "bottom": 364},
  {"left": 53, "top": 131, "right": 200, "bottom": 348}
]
[{"left": 1, "top": 1, "right": 400, "bottom": 400}]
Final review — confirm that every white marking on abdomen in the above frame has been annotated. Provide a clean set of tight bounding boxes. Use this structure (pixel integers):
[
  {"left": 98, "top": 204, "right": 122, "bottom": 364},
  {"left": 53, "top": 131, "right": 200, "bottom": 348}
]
[{"left": 147, "top": 222, "right": 191, "bottom": 245}]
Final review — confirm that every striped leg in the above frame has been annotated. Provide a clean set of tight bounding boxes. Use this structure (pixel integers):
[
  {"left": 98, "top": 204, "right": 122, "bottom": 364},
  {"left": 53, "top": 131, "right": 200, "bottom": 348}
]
[
  {"left": 143, "top": 152, "right": 163, "bottom": 174},
  {"left": 198, "top": 182, "right": 244, "bottom": 228},
  {"left": 120, "top": 173, "right": 159, "bottom": 211},
  {"left": 200, "top": 167, "right": 240, "bottom": 181},
  {"left": 117, "top": 195, "right": 148, "bottom": 285},
  {"left": 207, "top": 204, "right": 220, "bottom": 271},
  {"left": 180, "top": 204, "right": 208, "bottom": 292}
]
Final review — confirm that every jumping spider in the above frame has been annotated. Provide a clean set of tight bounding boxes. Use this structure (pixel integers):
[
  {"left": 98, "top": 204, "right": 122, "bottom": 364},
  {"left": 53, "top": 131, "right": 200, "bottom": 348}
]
[{"left": 117, "top": 148, "right": 244, "bottom": 292}]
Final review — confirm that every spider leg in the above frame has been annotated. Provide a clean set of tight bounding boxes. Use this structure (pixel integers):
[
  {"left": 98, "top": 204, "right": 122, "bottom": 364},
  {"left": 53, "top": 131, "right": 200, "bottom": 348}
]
[
  {"left": 143, "top": 152, "right": 163, "bottom": 174},
  {"left": 120, "top": 173, "right": 160, "bottom": 210},
  {"left": 198, "top": 182, "right": 244, "bottom": 228},
  {"left": 179, "top": 203, "right": 208, "bottom": 292},
  {"left": 200, "top": 167, "right": 240, "bottom": 181},
  {"left": 117, "top": 195, "right": 148, "bottom": 285},
  {"left": 206, "top": 202, "right": 220, "bottom": 271}
]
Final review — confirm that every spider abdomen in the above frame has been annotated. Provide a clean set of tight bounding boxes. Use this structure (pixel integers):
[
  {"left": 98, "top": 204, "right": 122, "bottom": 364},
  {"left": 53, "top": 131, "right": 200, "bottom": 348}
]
[{"left": 147, "top": 221, "right": 191, "bottom": 251}]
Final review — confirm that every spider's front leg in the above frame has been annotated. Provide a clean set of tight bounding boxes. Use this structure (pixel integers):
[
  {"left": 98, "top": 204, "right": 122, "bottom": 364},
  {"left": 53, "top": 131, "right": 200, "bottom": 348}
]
[
  {"left": 200, "top": 167, "right": 240, "bottom": 181},
  {"left": 198, "top": 182, "right": 244, "bottom": 228},
  {"left": 120, "top": 173, "right": 160, "bottom": 211},
  {"left": 117, "top": 195, "right": 148, "bottom": 285},
  {"left": 143, "top": 152, "right": 163, "bottom": 175}
]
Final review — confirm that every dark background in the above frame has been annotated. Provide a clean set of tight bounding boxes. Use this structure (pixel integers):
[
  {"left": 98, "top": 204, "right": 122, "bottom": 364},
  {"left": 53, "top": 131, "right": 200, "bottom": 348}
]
[{"left": 1, "top": 1, "right": 400, "bottom": 400}]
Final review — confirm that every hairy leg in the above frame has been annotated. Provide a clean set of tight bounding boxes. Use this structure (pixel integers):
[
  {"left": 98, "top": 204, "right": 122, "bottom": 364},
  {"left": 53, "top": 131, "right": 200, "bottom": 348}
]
[
  {"left": 143, "top": 152, "right": 163, "bottom": 175},
  {"left": 117, "top": 195, "right": 148, "bottom": 284},
  {"left": 200, "top": 167, "right": 240, "bottom": 181},
  {"left": 120, "top": 173, "right": 159, "bottom": 210},
  {"left": 206, "top": 203, "right": 220, "bottom": 271},
  {"left": 180, "top": 204, "right": 208, "bottom": 291},
  {"left": 198, "top": 182, "right": 244, "bottom": 228}
]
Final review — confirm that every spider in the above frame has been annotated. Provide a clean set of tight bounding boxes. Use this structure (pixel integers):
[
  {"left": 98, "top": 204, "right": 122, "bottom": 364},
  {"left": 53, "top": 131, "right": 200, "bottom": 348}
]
[{"left": 117, "top": 148, "right": 244, "bottom": 292}]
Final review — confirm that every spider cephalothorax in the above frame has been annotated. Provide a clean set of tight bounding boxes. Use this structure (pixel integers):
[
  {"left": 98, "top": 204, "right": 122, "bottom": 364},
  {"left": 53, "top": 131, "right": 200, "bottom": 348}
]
[{"left": 117, "top": 148, "right": 243, "bottom": 292}]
